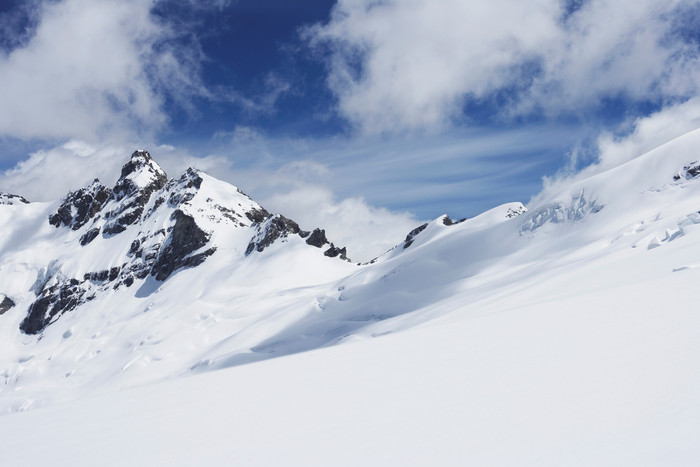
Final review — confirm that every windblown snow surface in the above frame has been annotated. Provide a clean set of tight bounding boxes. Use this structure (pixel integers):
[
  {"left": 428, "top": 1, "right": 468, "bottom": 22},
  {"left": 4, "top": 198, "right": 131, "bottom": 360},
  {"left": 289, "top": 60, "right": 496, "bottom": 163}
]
[{"left": 1, "top": 130, "right": 700, "bottom": 465}]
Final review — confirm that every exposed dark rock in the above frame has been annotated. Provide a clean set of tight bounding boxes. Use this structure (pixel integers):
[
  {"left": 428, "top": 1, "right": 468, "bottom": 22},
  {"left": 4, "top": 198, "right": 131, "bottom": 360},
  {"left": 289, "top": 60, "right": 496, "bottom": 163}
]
[
  {"left": 245, "top": 207, "right": 270, "bottom": 224},
  {"left": 109, "top": 267, "right": 120, "bottom": 282},
  {"left": 144, "top": 251, "right": 158, "bottom": 262},
  {"left": 324, "top": 244, "right": 348, "bottom": 261},
  {"left": 49, "top": 180, "right": 111, "bottom": 230},
  {"left": 152, "top": 196, "right": 166, "bottom": 211},
  {"left": 0, "top": 295, "right": 15, "bottom": 315},
  {"left": 49, "top": 151, "right": 169, "bottom": 236},
  {"left": 181, "top": 168, "right": 203, "bottom": 189},
  {"left": 102, "top": 208, "right": 141, "bottom": 235},
  {"left": 168, "top": 191, "right": 195, "bottom": 207},
  {"left": 442, "top": 216, "right": 466, "bottom": 226},
  {"left": 505, "top": 205, "right": 527, "bottom": 219},
  {"left": 306, "top": 228, "right": 329, "bottom": 248},
  {"left": 92, "top": 270, "right": 110, "bottom": 282},
  {"left": 128, "top": 239, "right": 142, "bottom": 257},
  {"left": 245, "top": 215, "right": 301, "bottom": 255},
  {"left": 150, "top": 210, "right": 213, "bottom": 281},
  {"left": 179, "top": 247, "right": 217, "bottom": 271},
  {"left": 20, "top": 281, "right": 89, "bottom": 334},
  {"left": 0, "top": 193, "right": 29, "bottom": 205},
  {"left": 166, "top": 170, "right": 202, "bottom": 207},
  {"left": 134, "top": 266, "right": 150, "bottom": 280},
  {"left": 104, "top": 151, "right": 168, "bottom": 236},
  {"left": 80, "top": 228, "right": 101, "bottom": 246},
  {"left": 102, "top": 222, "right": 126, "bottom": 236},
  {"left": 403, "top": 223, "right": 429, "bottom": 249},
  {"left": 116, "top": 151, "right": 168, "bottom": 194},
  {"left": 213, "top": 204, "right": 244, "bottom": 225},
  {"left": 674, "top": 161, "right": 700, "bottom": 181}
]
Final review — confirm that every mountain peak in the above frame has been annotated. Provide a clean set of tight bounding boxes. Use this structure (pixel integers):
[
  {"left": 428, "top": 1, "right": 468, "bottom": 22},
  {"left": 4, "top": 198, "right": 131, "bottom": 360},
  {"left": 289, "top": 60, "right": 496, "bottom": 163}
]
[
  {"left": 115, "top": 150, "right": 167, "bottom": 196},
  {"left": 30, "top": 148, "right": 354, "bottom": 334}
]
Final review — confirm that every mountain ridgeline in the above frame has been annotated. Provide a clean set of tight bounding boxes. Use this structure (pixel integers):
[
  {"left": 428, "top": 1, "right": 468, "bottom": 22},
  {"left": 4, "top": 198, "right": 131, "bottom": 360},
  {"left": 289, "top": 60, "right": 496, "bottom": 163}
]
[{"left": 11, "top": 151, "right": 353, "bottom": 334}]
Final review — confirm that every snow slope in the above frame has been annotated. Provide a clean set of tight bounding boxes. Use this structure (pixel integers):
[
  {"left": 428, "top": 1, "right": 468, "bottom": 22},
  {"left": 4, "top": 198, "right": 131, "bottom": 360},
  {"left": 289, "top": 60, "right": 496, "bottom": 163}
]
[
  {"left": 1, "top": 128, "right": 700, "bottom": 464},
  {"left": 0, "top": 229, "right": 697, "bottom": 466}
]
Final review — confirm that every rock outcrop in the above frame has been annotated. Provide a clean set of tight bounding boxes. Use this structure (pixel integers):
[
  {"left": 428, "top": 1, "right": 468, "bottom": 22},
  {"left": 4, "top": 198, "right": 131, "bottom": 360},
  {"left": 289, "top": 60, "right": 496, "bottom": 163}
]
[
  {"left": 103, "top": 150, "right": 168, "bottom": 235},
  {"left": 403, "top": 223, "right": 428, "bottom": 249},
  {"left": 673, "top": 161, "right": 700, "bottom": 181},
  {"left": 305, "top": 228, "right": 329, "bottom": 248},
  {"left": 0, "top": 193, "right": 29, "bottom": 205},
  {"left": 246, "top": 215, "right": 302, "bottom": 255},
  {"left": 150, "top": 210, "right": 215, "bottom": 281},
  {"left": 0, "top": 295, "right": 14, "bottom": 315},
  {"left": 49, "top": 180, "right": 112, "bottom": 230}
]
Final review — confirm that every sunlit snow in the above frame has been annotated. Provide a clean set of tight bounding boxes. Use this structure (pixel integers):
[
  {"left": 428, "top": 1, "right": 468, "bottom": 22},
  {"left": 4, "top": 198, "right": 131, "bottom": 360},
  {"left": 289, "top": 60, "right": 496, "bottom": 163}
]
[{"left": 1, "top": 129, "right": 700, "bottom": 465}]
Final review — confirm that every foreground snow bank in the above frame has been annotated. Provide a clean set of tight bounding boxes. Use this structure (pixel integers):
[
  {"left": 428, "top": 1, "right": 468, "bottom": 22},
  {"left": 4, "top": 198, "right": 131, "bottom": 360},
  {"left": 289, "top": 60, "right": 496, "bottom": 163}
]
[{"left": 1, "top": 237, "right": 698, "bottom": 466}]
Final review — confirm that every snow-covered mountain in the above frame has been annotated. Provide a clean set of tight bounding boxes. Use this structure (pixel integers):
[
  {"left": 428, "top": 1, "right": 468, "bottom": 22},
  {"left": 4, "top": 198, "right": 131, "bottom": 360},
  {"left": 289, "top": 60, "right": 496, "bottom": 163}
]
[
  {"left": 0, "top": 150, "right": 359, "bottom": 410},
  {"left": 1, "top": 132, "right": 699, "bottom": 465}
]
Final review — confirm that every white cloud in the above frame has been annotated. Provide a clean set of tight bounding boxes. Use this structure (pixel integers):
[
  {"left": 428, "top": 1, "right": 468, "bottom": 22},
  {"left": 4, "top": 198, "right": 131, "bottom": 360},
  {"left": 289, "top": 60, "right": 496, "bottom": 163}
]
[
  {"left": 0, "top": 141, "right": 130, "bottom": 200},
  {"left": 0, "top": 140, "right": 233, "bottom": 201},
  {"left": 262, "top": 185, "right": 420, "bottom": 263},
  {"left": 0, "top": 0, "right": 221, "bottom": 143},
  {"left": 306, "top": 0, "right": 700, "bottom": 134}
]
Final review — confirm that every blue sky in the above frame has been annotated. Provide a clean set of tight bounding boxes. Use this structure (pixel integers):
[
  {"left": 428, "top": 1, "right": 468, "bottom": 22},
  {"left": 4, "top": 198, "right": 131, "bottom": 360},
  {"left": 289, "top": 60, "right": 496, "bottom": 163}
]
[{"left": 1, "top": 0, "right": 700, "bottom": 259}]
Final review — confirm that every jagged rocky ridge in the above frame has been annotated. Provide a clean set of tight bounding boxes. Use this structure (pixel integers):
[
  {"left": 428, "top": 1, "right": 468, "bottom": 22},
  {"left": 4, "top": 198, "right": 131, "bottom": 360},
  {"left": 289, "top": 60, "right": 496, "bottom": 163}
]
[
  {"left": 245, "top": 215, "right": 349, "bottom": 260},
  {"left": 4, "top": 151, "right": 529, "bottom": 336},
  {"left": 17, "top": 151, "right": 352, "bottom": 334},
  {"left": 0, "top": 193, "right": 29, "bottom": 205}
]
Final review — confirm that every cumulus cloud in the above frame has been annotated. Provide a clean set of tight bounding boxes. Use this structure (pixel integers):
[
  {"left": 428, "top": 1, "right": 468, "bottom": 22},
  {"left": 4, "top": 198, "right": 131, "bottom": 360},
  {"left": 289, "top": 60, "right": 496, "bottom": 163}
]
[
  {"left": 305, "top": 0, "right": 700, "bottom": 133},
  {"left": 0, "top": 0, "right": 232, "bottom": 144}
]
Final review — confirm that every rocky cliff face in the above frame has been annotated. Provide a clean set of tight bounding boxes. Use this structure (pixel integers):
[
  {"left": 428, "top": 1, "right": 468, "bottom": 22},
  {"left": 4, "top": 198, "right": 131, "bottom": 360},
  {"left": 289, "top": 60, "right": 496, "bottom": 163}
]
[{"left": 13, "top": 150, "right": 350, "bottom": 335}]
